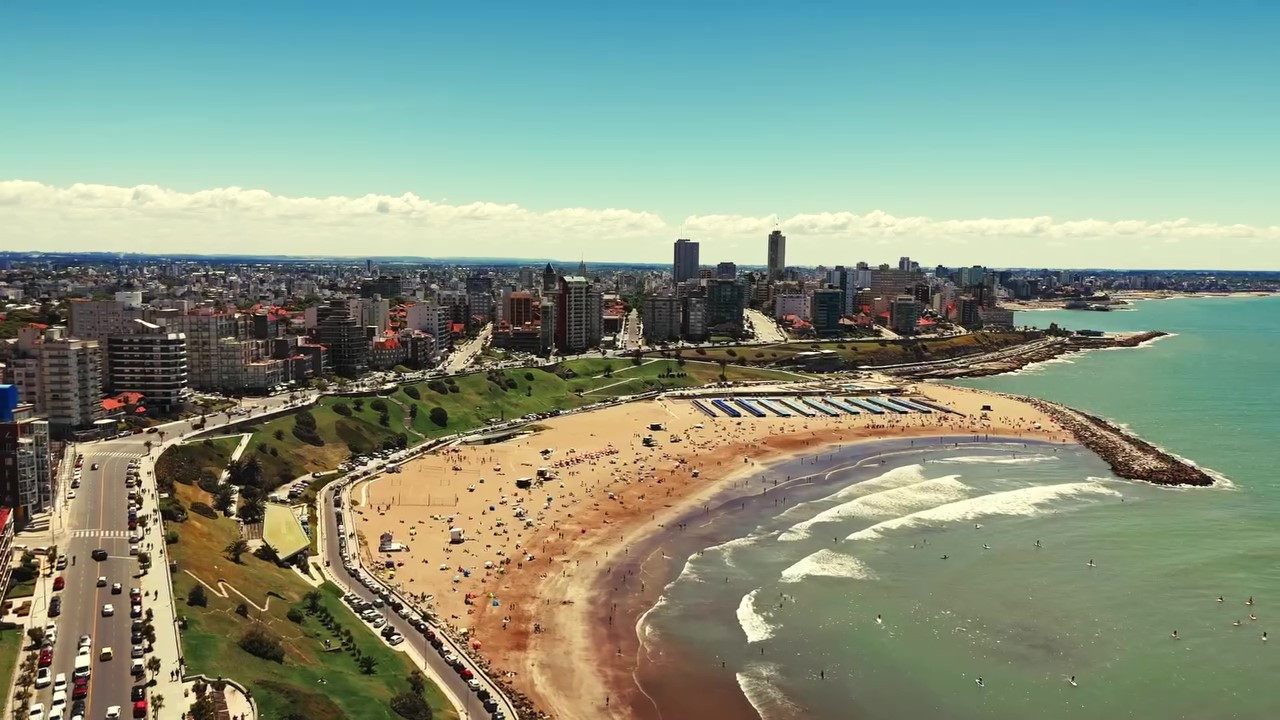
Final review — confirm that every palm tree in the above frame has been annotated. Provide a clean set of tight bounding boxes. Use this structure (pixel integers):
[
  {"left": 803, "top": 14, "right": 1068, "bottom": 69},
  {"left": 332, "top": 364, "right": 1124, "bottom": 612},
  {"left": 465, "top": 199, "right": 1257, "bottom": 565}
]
[
  {"left": 303, "top": 590, "right": 322, "bottom": 613},
  {"left": 150, "top": 694, "right": 164, "bottom": 719},
  {"left": 357, "top": 655, "right": 377, "bottom": 674},
  {"left": 224, "top": 539, "right": 250, "bottom": 563},
  {"left": 145, "top": 655, "right": 162, "bottom": 679}
]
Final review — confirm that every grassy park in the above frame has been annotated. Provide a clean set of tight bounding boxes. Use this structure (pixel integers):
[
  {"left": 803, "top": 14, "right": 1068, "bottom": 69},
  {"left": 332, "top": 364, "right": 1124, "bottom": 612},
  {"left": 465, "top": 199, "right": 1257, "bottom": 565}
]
[
  {"left": 168, "top": 481, "right": 456, "bottom": 720},
  {"left": 648, "top": 331, "right": 1033, "bottom": 367}
]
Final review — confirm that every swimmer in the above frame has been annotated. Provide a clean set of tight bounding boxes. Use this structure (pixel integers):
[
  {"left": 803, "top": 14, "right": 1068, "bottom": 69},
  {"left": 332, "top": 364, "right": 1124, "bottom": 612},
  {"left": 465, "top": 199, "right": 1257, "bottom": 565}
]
[
  {"left": 982, "top": 544, "right": 991, "bottom": 550},
  {"left": 1171, "top": 630, "right": 1180, "bottom": 640},
  {"left": 940, "top": 555, "right": 949, "bottom": 560},
  {"left": 1069, "top": 675, "right": 1077, "bottom": 687},
  {"left": 1250, "top": 614, "right": 1258, "bottom": 621},
  {"left": 1233, "top": 619, "right": 1243, "bottom": 627},
  {"left": 1217, "top": 596, "right": 1224, "bottom": 603},
  {"left": 1246, "top": 596, "right": 1255, "bottom": 606},
  {"left": 876, "top": 614, "right": 883, "bottom": 625},
  {"left": 975, "top": 677, "right": 985, "bottom": 688}
]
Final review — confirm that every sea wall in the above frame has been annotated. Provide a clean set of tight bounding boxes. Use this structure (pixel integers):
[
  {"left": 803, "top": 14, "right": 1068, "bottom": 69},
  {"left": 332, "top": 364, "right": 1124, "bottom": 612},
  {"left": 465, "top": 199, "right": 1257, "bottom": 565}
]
[{"left": 893, "top": 332, "right": 1167, "bottom": 379}]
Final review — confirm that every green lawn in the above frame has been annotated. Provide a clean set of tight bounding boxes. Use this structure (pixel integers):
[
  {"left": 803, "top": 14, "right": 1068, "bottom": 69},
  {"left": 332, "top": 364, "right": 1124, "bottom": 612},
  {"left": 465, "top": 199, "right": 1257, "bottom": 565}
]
[
  {"left": 652, "top": 332, "right": 1034, "bottom": 367},
  {"left": 169, "top": 482, "right": 456, "bottom": 720},
  {"left": 0, "top": 621, "right": 22, "bottom": 703},
  {"left": 155, "top": 435, "right": 243, "bottom": 489}
]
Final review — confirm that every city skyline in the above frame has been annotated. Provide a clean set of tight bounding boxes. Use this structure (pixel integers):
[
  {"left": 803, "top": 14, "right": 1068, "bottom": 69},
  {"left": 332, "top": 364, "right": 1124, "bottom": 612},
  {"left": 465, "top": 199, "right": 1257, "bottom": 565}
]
[{"left": 3, "top": 2, "right": 1279, "bottom": 269}]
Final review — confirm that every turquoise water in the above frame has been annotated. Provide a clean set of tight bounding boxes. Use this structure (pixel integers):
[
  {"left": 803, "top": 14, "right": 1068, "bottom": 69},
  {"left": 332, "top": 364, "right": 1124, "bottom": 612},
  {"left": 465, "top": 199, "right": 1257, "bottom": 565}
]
[{"left": 640, "top": 297, "right": 1280, "bottom": 720}]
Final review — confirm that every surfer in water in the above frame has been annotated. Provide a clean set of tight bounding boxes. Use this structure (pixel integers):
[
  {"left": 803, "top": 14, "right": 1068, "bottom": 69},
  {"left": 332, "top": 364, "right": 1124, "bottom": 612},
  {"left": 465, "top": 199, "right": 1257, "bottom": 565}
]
[
  {"left": 975, "top": 677, "right": 985, "bottom": 688},
  {"left": 1086, "top": 559, "right": 1096, "bottom": 567},
  {"left": 1246, "top": 596, "right": 1255, "bottom": 606},
  {"left": 1233, "top": 619, "right": 1243, "bottom": 627},
  {"left": 982, "top": 544, "right": 991, "bottom": 550},
  {"left": 1171, "top": 630, "right": 1180, "bottom": 640},
  {"left": 1069, "top": 675, "right": 1077, "bottom": 687},
  {"left": 876, "top": 614, "right": 883, "bottom": 624},
  {"left": 940, "top": 554, "right": 949, "bottom": 560},
  {"left": 1250, "top": 614, "right": 1258, "bottom": 621},
  {"left": 1217, "top": 596, "right": 1225, "bottom": 603},
  {"left": 1263, "top": 632, "right": 1268, "bottom": 641},
  {"left": 1034, "top": 539, "right": 1041, "bottom": 548}
]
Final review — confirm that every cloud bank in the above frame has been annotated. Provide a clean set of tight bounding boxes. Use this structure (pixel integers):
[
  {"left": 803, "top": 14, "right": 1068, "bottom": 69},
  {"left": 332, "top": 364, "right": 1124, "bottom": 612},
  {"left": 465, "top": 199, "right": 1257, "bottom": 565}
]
[{"left": 2, "top": 180, "right": 1276, "bottom": 269}]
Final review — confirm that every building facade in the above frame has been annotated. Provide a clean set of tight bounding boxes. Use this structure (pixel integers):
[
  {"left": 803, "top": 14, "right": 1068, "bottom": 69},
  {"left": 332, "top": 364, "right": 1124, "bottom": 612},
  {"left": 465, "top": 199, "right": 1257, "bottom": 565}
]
[
  {"left": 0, "top": 391, "right": 54, "bottom": 525},
  {"left": 315, "top": 300, "right": 369, "bottom": 377},
  {"left": 810, "top": 288, "right": 845, "bottom": 336},
  {"left": 642, "top": 295, "right": 682, "bottom": 343},
  {"left": 106, "top": 320, "right": 190, "bottom": 412},
  {"left": 673, "top": 238, "right": 700, "bottom": 283},
  {"left": 767, "top": 230, "right": 787, "bottom": 281}
]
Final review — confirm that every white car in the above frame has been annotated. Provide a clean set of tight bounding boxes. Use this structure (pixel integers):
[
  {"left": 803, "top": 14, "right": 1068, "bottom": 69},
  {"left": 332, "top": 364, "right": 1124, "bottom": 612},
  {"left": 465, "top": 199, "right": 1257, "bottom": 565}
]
[
  {"left": 76, "top": 647, "right": 90, "bottom": 658},
  {"left": 101, "top": 604, "right": 114, "bottom": 617},
  {"left": 44, "top": 623, "right": 57, "bottom": 644},
  {"left": 26, "top": 703, "right": 43, "bottom": 720},
  {"left": 96, "top": 577, "right": 107, "bottom": 587},
  {"left": 66, "top": 490, "right": 76, "bottom": 500},
  {"left": 104, "top": 707, "right": 121, "bottom": 719},
  {"left": 53, "top": 672, "right": 67, "bottom": 692},
  {"left": 35, "top": 668, "right": 51, "bottom": 688},
  {"left": 50, "top": 690, "right": 66, "bottom": 713},
  {"left": 79, "top": 634, "right": 91, "bottom": 649}
]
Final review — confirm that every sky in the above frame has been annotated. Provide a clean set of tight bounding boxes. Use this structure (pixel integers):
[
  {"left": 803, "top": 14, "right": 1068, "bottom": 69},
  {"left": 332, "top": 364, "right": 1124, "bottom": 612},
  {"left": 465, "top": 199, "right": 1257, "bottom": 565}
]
[{"left": 2, "top": 1, "right": 1278, "bottom": 269}]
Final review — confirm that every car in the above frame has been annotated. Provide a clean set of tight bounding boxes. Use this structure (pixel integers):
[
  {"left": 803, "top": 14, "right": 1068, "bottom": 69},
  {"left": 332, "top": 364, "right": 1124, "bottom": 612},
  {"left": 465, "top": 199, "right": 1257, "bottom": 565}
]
[
  {"left": 72, "top": 676, "right": 88, "bottom": 699},
  {"left": 100, "top": 647, "right": 113, "bottom": 661},
  {"left": 459, "top": 668, "right": 474, "bottom": 680},
  {"left": 26, "top": 703, "right": 44, "bottom": 720},
  {"left": 38, "top": 648, "right": 52, "bottom": 667},
  {"left": 53, "top": 672, "right": 67, "bottom": 692},
  {"left": 36, "top": 668, "right": 51, "bottom": 688},
  {"left": 128, "top": 545, "right": 138, "bottom": 556},
  {"left": 50, "top": 690, "right": 67, "bottom": 713},
  {"left": 55, "top": 556, "right": 68, "bottom": 570},
  {"left": 90, "top": 463, "right": 98, "bottom": 471},
  {"left": 129, "top": 605, "right": 142, "bottom": 619},
  {"left": 71, "top": 698, "right": 86, "bottom": 717},
  {"left": 48, "top": 598, "right": 61, "bottom": 618},
  {"left": 105, "top": 707, "right": 121, "bottom": 719},
  {"left": 66, "top": 490, "right": 77, "bottom": 500},
  {"left": 92, "top": 549, "right": 108, "bottom": 561},
  {"left": 380, "top": 625, "right": 395, "bottom": 638},
  {"left": 112, "top": 583, "right": 123, "bottom": 595},
  {"left": 130, "top": 631, "right": 143, "bottom": 645},
  {"left": 387, "top": 634, "right": 405, "bottom": 646},
  {"left": 101, "top": 604, "right": 114, "bottom": 617},
  {"left": 53, "top": 576, "right": 65, "bottom": 591},
  {"left": 44, "top": 623, "right": 57, "bottom": 642},
  {"left": 130, "top": 686, "right": 145, "bottom": 702},
  {"left": 130, "top": 645, "right": 144, "bottom": 659},
  {"left": 77, "top": 647, "right": 91, "bottom": 659},
  {"left": 129, "top": 587, "right": 141, "bottom": 600},
  {"left": 132, "top": 700, "right": 147, "bottom": 718},
  {"left": 370, "top": 616, "right": 386, "bottom": 628},
  {"left": 467, "top": 678, "right": 482, "bottom": 691},
  {"left": 96, "top": 576, "right": 107, "bottom": 587},
  {"left": 130, "top": 659, "right": 144, "bottom": 676}
]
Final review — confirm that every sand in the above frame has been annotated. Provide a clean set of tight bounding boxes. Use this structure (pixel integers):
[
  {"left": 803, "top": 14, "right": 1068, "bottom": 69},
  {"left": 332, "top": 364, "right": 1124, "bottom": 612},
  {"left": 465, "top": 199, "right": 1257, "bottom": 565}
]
[{"left": 348, "top": 384, "right": 1068, "bottom": 719}]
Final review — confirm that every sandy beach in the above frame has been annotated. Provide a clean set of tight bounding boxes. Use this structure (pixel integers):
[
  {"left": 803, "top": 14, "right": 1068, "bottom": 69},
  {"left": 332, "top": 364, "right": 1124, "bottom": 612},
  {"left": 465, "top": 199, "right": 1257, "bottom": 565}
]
[{"left": 348, "top": 384, "right": 1069, "bottom": 719}]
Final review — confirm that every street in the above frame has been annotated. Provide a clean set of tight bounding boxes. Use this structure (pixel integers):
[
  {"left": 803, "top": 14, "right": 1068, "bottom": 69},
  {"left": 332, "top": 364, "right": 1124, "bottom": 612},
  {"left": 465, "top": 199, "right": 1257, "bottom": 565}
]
[{"left": 444, "top": 323, "right": 492, "bottom": 374}]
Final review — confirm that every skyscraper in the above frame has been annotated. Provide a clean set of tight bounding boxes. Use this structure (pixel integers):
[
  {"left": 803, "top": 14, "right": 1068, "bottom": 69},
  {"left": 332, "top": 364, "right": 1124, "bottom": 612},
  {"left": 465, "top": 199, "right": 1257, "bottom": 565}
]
[
  {"left": 673, "top": 238, "right": 700, "bottom": 283},
  {"left": 898, "top": 256, "right": 913, "bottom": 272},
  {"left": 767, "top": 230, "right": 786, "bottom": 281}
]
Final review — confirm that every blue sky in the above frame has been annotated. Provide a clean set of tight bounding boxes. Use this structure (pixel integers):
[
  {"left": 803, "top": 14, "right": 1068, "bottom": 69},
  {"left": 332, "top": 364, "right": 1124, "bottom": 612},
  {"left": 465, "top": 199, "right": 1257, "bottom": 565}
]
[{"left": 2, "top": 2, "right": 1278, "bottom": 268}]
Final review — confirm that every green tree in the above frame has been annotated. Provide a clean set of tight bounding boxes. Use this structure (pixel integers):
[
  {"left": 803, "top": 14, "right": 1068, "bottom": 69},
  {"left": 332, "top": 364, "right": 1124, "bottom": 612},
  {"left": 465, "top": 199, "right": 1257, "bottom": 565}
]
[
  {"left": 224, "top": 539, "right": 250, "bottom": 563},
  {"left": 428, "top": 407, "right": 448, "bottom": 427},
  {"left": 358, "top": 655, "right": 378, "bottom": 674},
  {"left": 187, "top": 584, "right": 208, "bottom": 607},
  {"left": 304, "top": 590, "right": 323, "bottom": 613}
]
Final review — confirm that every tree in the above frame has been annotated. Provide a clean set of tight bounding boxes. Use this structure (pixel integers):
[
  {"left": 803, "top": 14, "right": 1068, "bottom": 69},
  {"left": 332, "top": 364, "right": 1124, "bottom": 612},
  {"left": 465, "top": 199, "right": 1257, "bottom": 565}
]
[
  {"left": 238, "top": 627, "right": 285, "bottom": 662},
  {"left": 428, "top": 407, "right": 448, "bottom": 427},
  {"left": 146, "top": 655, "right": 162, "bottom": 679},
  {"left": 239, "top": 496, "right": 266, "bottom": 524},
  {"left": 353, "top": 399, "right": 365, "bottom": 412},
  {"left": 26, "top": 627, "right": 45, "bottom": 649},
  {"left": 303, "top": 590, "right": 323, "bottom": 613},
  {"left": 358, "top": 655, "right": 378, "bottom": 674},
  {"left": 187, "top": 693, "right": 218, "bottom": 720},
  {"left": 224, "top": 539, "right": 250, "bottom": 563},
  {"left": 187, "top": 584, "right": 208, "bottom": 607},
  {"left": 151, "top": 695, "right": 164, "bottom": 719},
  {"left": 407, "top": 671, "right": 425, "bottom": 695},
  {"left": 390, "top": 691, "right": 434, "bottom": 720},
  {"left": 408, "top": 404, "right": 418, "bottom": 420}
]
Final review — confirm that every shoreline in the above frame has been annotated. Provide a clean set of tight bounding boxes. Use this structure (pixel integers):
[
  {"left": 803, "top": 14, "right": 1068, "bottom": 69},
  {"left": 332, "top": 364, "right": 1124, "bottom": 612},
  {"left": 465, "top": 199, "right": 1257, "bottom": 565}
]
[{"left": 887, "top": 331, "right": 1168, "bottom": 379}]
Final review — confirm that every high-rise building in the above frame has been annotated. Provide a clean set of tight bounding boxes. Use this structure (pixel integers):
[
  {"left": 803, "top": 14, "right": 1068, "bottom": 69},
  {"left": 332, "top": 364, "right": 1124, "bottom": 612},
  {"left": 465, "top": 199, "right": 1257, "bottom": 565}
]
[
  {"left": 0, "top": 389, "right": 53, "bottom": 525},
  {"left": 810, "top": 288, "right": 845, "bottom": 336},
  {"left": 898, "top": 256, "right": 913, "bottom": 272},
  {"left": 707, "top": 278, "right": 746, "bottom": 331},
  {"left": 315, "top": 300, "right": 369, "bottom": 377},
  {"left": 39, "top": 334, "right": 103, "bottom": 434},
  {"left": 106, "top": 320, "right": 190, "bottom": 412},
  {"left": 348, "top": 296, "right": 391, "bottom": 334},
  {"left": 827, "top": 266, "right": 859, "bottom": 315},
  {"left": 681, "top": 296, "right": 708, "bottom": 342},
  {"left": 642, "top": 295, "right": 682, "bottom": 343},
  {"left": 506, "top": 291, "right": 537, "bottom": 327},
  {"left": 403, "top": 302, "right": 451, "bottom": 351},
  {"left": 716, "top": 261, "right": 737, "bottom": 279},
  {"left": 69, "top": 298, "right": 149, "bottom": 344},
  {"left": 773, "top": 293, "right": 807, "bottom": 320},
  {"left": 542, "top": 263, "right": 560, "bottom": 293},
  {"left": 165, "top": 313, "right": 241, "bottom": 391},
  {"left": 868, "top": 268, "right": 925, "bottom": 313},
  {"left": 466, "top": 275, "right": 495, "bottom": 324},
  {"left": 673, "top": 239, "right": 700, "bottom": 283},
  {"left": 767, "top": 230, "right": 787, "bottom": 281},
  {"left": 554, "top": 276, "right": 601, "bottom": 354},
  {"left": 890, "top": 296, "right": 921, "bottom": 335}
]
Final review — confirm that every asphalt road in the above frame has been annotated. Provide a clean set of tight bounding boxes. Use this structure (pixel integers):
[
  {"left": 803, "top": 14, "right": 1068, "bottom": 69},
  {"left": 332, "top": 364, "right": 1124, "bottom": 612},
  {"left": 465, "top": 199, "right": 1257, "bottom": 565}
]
[
  {"left": 38, "top": 442, "right": 148, "bottom": 719},
  {"left": 319, "top": 484, "right": 514, "bottom": 720}
]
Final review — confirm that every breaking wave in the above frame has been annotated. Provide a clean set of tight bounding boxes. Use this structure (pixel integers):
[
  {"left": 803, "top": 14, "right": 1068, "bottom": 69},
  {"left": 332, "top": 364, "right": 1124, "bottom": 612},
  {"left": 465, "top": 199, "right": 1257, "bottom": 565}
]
[
  {"left": 736, "top": 588, "right": 777, "bottom": 643},
  {"left": 780, "top": 549, "right": 876, "bottom": 583},
  {"left": 779, "top": 473, "right": 968, "bottom": 541}
]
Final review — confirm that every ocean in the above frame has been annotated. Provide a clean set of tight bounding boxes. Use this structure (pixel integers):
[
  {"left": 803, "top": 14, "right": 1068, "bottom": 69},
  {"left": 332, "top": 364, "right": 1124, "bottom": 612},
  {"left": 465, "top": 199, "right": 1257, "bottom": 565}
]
[{"left": 635, "top": 296, "right": 1280, "bottom": 720}]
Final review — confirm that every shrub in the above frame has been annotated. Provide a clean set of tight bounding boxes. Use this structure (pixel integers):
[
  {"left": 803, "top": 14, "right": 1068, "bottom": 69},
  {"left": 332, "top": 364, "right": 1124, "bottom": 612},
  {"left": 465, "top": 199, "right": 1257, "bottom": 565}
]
[
  {"left": 447, "top": 384, "right": 459, "bottom": 393},
  {"left": 390, "top": 692, "right": 434, "bottom": 720},
  {"left": 402, "top": 385, "right": 420, "bottom": 400},
  {"left": 295, "top": 409, "right": 317, "bottom": 430},
  {"left": 273, "top": 429, "right": 285, "bottom": 441},
  {"left": 187, "top": 585, "right": 207, "bottom": 607},
  {"left": 160, "top": 497, "right": 188, "bottom": 523},
  {"left": 504, "top": 378, "right": 518, "bottom": 389},
  {"left": 165, "top": 529, "right": 179, "bottom": 544},
  {"left": 726, "top": 348, "right": 737, "bottom": 357},
  {"left": 235, "top": 603, "right": 250, "bottom": 617},
  {"left": 379, "top": 412, "right": 390, "bottom": 427},
  {"left": 238, "top": 627, "right": 284, "bottom": 662},
  {"left": 695, "top": 348, "right": 707, "bottom": 355},
  {"left": 370, "top": 399, "right": 388, "bottom": 413},
  {"left": 332, "top": 403, "right": 353, "bottom": 417},
  {"left": 189, "top": 502, "right": 217, "bottom": 519},
  {"left": 286, "top": 608, "right": 305, "bottom": 624},
  {"left": 524, "top": 371, "right": 535, "bottom": 381},
  {"left": 292, "top": 425, "right": 325, "bottom": 446},
  {"left": 196, "top": 473, "right": 221, "bottom": 495},
  {"left": 429, "top": 407, "right": 448, "bottom": 427},
  {"left": 427, "top": 380, "right": 448, "bottom": 395}
]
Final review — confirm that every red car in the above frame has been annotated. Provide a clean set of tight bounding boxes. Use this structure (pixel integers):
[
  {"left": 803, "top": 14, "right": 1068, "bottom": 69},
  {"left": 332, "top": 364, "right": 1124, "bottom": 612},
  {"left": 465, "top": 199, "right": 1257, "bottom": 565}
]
[
  {"left": 38, "top": 648, "right": 51, "bottom": 667},
  {"left": 73, "top": 676, "right": 89, "bottom": 698},
  {"left": 459, "top": 667, "right": 473, "bottom": 680},
  {"left": 53, "top": 576, "right": 65, "bottom": 591},
  {"left": 133, "top": 700, "right": 148, "bottom": 718}
]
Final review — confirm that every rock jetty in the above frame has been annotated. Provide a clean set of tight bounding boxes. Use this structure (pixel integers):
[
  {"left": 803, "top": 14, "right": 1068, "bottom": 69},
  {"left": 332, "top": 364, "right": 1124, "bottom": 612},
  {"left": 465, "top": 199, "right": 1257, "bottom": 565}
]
[{"left": 1023, "top": 396, "right": 1214, "bottom": 487}]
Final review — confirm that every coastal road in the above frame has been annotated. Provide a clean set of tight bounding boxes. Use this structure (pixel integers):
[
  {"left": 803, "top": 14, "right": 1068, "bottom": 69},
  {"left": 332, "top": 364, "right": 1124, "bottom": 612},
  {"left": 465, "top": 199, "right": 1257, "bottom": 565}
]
[
  {"left": 744, "top": 308, "right": 787, "bottom": 343},
  {"left": 37, "top": 444, "right": 146, "bottom": 719},
  {"left": 318, "top": 480, "right": 517, "bottom": 720}
]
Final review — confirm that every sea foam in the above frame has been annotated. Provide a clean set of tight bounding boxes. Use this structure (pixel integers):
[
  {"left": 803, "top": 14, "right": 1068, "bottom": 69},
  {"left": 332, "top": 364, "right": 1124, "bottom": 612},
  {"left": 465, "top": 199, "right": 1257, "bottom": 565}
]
[
  {"left": 736, "top": 662, "right": 805, "bottom": 720},
  {"left": 933, "top": 454, "right": 1059, "bottom": 465},
  {"left": 780, "top": 549, "right": 876, "bottom": 583},
  {"left": 847, "top": 481, "right": 1122, "bottom": 541},
  {"left": 778, "top": 474, "right": 968, "bottom": 541},
  {"left": 736, "top": 588, "right": 777, "bottom": 643}
]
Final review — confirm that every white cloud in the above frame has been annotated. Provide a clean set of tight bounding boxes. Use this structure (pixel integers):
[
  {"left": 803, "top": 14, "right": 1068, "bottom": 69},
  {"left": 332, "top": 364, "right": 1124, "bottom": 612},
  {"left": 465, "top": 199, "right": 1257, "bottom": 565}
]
[{"left": 1, "top": 180, "right": 1276, "bottom": 269}]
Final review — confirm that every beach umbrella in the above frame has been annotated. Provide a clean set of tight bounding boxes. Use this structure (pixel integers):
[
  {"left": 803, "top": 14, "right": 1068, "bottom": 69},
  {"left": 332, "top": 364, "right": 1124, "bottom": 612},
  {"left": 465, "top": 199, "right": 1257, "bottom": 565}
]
[
  {"left": 473, "top": 640, "right": 483, "bottom": 649},
  {"left": 453, "top": 575, "right": 461, "bottom": 582}
]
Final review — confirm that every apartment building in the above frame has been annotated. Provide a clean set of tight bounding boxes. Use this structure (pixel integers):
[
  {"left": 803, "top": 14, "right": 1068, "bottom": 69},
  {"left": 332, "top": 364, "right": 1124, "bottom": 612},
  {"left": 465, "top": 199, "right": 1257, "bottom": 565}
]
[
  {"left": 0, "top": 389, "right": 53, "bottom": 524},
  {"left": 106, "top": 320, "right": 190, "bottom": 412}
]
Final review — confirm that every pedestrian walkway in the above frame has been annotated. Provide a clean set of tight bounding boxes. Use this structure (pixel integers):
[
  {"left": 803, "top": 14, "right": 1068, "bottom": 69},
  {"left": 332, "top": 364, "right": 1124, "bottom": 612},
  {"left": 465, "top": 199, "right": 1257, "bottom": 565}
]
[
  {"left": 70, "top": 529, "right": 134, "bottom": 538},
  {"left": 82, "top": 450, "right": 143, "bottom": 460}
]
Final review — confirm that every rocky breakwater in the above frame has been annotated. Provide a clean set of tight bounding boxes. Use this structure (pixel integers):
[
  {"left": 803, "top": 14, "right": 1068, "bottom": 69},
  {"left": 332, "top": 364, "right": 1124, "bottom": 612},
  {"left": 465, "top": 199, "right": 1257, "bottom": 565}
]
[
  {"left": 1022, "top": 396, "right": 1214, "bottom": 487},
  {"left": 897, "top": 332, "right": 1168, "bottom": 379}
]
